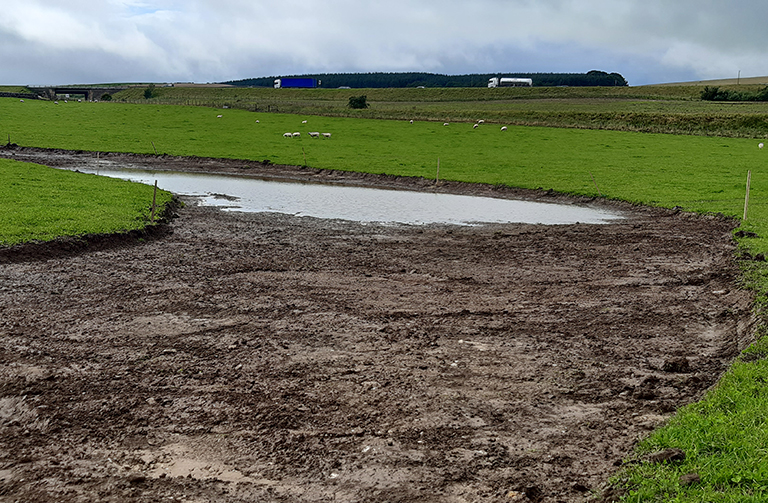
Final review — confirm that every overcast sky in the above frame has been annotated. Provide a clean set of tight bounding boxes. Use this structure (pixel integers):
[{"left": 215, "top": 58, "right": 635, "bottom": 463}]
[{"left": 1, "top": 0, "right": 766, "bottom": 86}]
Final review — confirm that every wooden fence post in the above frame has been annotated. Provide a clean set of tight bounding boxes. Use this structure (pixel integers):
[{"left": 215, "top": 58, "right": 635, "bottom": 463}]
[{"left": 744, "top": 170, "right": 752, "bottom": 220}]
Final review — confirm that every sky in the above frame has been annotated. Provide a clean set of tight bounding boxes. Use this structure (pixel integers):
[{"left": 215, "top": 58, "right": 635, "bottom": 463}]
[{"left": 1, "top": 0, "right": 767, "bottom": 87}]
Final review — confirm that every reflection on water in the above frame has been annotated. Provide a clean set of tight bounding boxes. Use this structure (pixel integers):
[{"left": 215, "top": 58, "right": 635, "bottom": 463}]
[{"left": 71, "top": 167, "right": 623, "bottom": 226}]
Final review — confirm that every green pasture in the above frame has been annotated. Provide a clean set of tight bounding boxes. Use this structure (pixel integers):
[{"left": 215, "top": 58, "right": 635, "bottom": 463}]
[
  {"left": 5, "top": 95, "right": 768, "bottom": 501},
  {"left": 0, "top": 158, "right": 173, "bottom": 246}
]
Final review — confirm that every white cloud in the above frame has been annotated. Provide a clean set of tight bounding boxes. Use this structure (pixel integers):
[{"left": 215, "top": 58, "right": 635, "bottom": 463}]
[{"left": 2, "top": 0, "right": 768, "bottom": 85}]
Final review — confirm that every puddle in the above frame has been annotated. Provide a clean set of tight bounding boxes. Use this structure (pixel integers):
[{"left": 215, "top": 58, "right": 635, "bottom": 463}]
[{"left": 70, "top": 166, "right": 623, "bottom": 226}]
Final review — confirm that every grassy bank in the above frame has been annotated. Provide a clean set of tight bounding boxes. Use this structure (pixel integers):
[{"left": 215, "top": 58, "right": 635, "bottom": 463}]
[
  {"left": 0, "top": 158, "right": 174, "bottom": 246},
  {"left": 616, "top": 338, "right": 768, "bottom": 502},
  {"left": 4, "top": 94, "right": 768, "bottom": 500},
  {"left": 0, "top": 86, "right": 33, "bottom": 94}
]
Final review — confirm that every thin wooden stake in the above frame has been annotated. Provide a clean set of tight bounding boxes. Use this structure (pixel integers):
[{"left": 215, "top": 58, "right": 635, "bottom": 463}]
[
  {"left": 151, "top": 141, "right": 158, "bottom": 155},
  {"left": 744, "top": 170, "right": 752, "bottom": 220},
  {"left": 151, "top": 180, "right": 158, "bottom": 223},
  {"left": 589, "top": 171, "right": 601, "bottom": 196}
]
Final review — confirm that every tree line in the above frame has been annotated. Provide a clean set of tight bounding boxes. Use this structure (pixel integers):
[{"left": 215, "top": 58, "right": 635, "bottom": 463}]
[{"left": 225, "top": 70, "right": 627, "bottom": 88}]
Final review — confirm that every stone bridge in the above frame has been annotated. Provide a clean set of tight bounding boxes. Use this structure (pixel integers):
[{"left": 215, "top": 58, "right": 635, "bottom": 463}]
[{"left": 28, "top": 86, "right": 130, "bottom": 101}]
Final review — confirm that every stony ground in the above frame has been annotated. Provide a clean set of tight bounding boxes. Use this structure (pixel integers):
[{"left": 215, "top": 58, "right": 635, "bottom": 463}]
[{"left": 0, "top": 149, "right": 756, "bottom": 502}]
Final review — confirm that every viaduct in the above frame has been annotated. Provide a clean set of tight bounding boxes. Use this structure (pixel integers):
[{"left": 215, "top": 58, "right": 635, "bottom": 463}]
[{"left": 26, "top": 86, "right": 131, "bottom": 101}]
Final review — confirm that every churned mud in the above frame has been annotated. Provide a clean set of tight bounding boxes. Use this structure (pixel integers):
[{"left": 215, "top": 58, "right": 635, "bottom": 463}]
[{"left": 0, "top": 148, "right": 756, "bottom": 502}]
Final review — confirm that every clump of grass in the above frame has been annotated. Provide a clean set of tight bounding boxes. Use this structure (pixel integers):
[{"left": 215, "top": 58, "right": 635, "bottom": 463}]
[{"left": 0, "top": 159, "right": 173, "bottom": 246}]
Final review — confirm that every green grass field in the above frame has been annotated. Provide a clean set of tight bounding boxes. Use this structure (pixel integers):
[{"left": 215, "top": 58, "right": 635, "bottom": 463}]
[
  {"left": 0, "top": 158, "right": 174, "bottom": 246},
  {"left": 4, "top": 92, "right": 768, "bottom": 501}
]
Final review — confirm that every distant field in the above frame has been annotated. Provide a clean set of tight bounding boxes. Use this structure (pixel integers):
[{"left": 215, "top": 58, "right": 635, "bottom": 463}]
[
  {"left": 109, "top": 84, "right": 768, "bottom": 137},
  {"left": 660, "top": 75, "right": 768, "bottom": 87},
  {"left": 0, "top": 86, "right": 32, "bottom": 94}
]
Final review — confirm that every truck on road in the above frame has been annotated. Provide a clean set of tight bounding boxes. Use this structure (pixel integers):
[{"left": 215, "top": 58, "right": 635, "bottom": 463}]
[
  {"left": 274, "top": 78, "right": 319, "bottom": 89},
  {"left": 487, "top": 77, "right": 533, "bottom": 88}
]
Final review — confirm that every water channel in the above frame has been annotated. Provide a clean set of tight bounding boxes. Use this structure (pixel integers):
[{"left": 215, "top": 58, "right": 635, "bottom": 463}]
[{"left": 72, "top": 166, "right": 624, "bottom": 226}]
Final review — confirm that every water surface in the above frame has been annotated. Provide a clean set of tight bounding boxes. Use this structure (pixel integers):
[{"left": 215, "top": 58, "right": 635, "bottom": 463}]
[{"left": 74, "top": 167, "right": 623, "bottom": 226}]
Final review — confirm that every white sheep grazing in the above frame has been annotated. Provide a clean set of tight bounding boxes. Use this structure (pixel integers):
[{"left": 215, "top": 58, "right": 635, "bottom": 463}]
[
  {"left": 478, "top": 119, "right": 485, "bottom": 124},
  {"left": 322, "top": 133, "right": 331, "bottom": 138},
  {"left": 283, "top": 132, "right": 293, "bottom": 138},
  {"left": 19, "top": 99, "right": 23, "bottom": 103},
  {"left": 410, "top": 120, "right": 413, "bottom": 124},
  {"left": 302, "top": 120, "right": 308, "bottom": 124},
  {"left": 309, "top": 132, "right": 320, "bottom": 138},
  {"left": 473, "top": 124, "right": 478, "bottom": 129},
  {"left": 501, "top": 126, "right": 507, "bottom": 131},
  {"left": 217, "top": 114, "right": 223, "bottom": 118},
  {"left": 443, "top": 123, "right": 449, "bottom": 126},
  {"left": 255, "top": 120, "right": 260, "bottom": 123},
  {"left": 292, "top": 132, "right": 301, "bottom": 137}
]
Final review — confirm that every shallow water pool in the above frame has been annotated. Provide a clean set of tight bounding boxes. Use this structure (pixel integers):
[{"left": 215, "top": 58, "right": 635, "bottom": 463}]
[{"left": 73, "top": 167, "right": 624, "bottom": 226}]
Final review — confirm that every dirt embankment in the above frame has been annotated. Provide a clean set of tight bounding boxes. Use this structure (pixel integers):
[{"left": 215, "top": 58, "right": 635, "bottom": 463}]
[{"left": 0, "top": 148, "right": 756, "bottom": 502}]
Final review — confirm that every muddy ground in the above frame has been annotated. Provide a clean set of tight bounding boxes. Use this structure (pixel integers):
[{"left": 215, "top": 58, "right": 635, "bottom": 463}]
[{"left": 0, "top": 149, "right": 757, "bottom": 502}]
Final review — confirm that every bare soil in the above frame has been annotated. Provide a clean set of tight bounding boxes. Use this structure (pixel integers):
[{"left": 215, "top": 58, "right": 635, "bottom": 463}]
[{"left": 0, "top": 149, "right": 756, "bottom": 502}]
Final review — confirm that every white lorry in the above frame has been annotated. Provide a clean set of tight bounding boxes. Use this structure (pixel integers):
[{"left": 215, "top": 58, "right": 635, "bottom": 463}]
[{"left": 487, "top": 77, "right": 533, "bottom": 88}]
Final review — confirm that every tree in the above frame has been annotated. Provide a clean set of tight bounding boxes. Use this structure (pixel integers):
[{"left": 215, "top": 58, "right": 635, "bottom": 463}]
[
  {"left": 144, "top": 84, "right": 156, "bottom": 99},
  {"left": 348, "top": 95, "right": 369, "bottom": 109}
]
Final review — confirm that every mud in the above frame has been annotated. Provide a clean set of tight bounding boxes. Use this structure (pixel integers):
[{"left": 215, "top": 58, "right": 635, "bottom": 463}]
[{"left": 0, "top": 148, "right": 756, "bottom": 502}]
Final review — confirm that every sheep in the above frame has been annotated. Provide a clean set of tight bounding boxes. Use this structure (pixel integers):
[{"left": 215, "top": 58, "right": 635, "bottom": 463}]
[
  {"left": 283, "top": 132, "right": 293, "bottom": 138},
  {"left": 19, "top": 99, "right": 23, "bottom": 103},
  {"left": 473, "top": 123, "right": 478, "bottom": 129},
  {"left": 217, "top": 114, "right": 223, "bottom": 118},
  {"left": 302, "top": 120, "right": 308, "bottom": 124},
  {"left": 478, "top": 119, "right": 485, "bottom": 124},
  {"left": 501, "top": 126, "right": 507, "bottom": 131},
  {"left": 309, "top": 132, "right": 320, "bottom": 138},
  {"left": 255, "top": 120, "right": 260, "bottom": 123},
  {"left": 322, "top": 133, "right": 331, "bottom": 138},
  {"left": 410, "top": 120, "right": 413, "bottom": 124},
  {"left": 443, "top": 123, "right": 449, "bottom": 126},
  {"left": 292, "top": 132, "right": 301, "bottom": 137}
]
